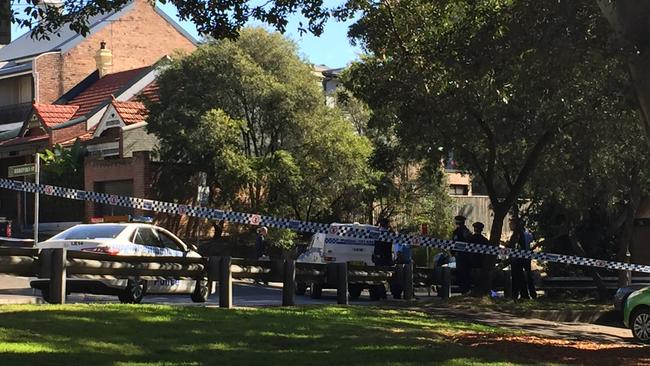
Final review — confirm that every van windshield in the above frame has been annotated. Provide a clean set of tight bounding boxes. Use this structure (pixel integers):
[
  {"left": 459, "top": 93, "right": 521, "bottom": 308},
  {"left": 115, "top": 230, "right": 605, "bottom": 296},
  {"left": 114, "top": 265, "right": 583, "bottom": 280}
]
[{"left": 53, "top": 225, "right": 127, "bottom": 240}]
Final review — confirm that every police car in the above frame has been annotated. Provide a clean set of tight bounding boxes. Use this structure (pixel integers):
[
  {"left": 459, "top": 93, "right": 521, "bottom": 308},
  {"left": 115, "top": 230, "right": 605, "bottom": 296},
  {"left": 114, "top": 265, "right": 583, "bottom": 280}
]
[
  {"left": 296, "top": 223, "right": 392, "bottom": 300},
  {"left": 30, "top": 223, "right": 210, "bottom": 304}
]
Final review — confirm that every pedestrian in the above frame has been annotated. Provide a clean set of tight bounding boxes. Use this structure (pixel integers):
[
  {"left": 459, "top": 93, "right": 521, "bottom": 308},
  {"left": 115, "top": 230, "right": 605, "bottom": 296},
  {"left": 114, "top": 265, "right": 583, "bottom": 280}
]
[
  {"left": 372, "top": 218, "right": 394, "bottom": 266},
  {"left": 509, "top": 219, "right": 537, "bottom": 300},
  {"left": 521, "top": 223, "right": 537, "bottom": 299},
  {"left": 372, "top": 218, "right": 394, "bottom": 300},
  {"left": 255, "top": 226, "right": 269, "bottom": 259},
  {"left": 452, "top": 215, "right": 472, "bottom": 294}
]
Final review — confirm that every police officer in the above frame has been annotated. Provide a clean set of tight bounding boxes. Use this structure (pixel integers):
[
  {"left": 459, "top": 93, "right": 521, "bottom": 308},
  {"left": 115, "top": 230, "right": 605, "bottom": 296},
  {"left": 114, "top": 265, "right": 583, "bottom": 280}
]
[
  {"left": 470, "top": 222, "right": 489, "bottom": 269},
  {"left": 452, "top": 215, "right": 472, "bottom": 294}
]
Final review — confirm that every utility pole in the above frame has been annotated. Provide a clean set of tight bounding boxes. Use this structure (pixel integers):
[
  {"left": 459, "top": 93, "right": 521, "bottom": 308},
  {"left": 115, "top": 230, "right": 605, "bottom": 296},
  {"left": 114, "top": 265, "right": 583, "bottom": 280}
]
[{"left": 34, "top": 153, "right": 40, "bottom": 245}]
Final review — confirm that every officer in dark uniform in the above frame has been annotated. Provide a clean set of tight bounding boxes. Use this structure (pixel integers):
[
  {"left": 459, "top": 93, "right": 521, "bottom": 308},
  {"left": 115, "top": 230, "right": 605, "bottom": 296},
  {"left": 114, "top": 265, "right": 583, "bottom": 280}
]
[
  {"left": 452, "top": 215, "right": 472, "bottom": 294},
  {"left": 469, "top": 222, "right": 489, "bottom": 269}
]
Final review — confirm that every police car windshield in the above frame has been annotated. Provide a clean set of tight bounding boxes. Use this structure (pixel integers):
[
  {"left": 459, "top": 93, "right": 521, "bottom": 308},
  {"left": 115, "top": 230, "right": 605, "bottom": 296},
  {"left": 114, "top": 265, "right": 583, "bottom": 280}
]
[{"left": 54, "top": 225, "right": 127, "bottom": 240}]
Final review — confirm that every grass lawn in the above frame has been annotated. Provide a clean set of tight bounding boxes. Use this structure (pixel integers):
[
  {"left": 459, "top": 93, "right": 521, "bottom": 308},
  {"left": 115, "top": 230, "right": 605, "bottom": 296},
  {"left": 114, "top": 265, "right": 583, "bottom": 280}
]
[{"left": 0, "top": 304, "right": 546, "bottom": 366}]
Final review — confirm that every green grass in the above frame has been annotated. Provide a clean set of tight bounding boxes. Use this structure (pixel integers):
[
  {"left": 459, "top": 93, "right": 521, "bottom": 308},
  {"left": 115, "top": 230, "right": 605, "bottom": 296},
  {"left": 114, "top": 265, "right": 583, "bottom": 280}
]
[{"left": 0, "top": 304, "right": 548, "bottom": 366}]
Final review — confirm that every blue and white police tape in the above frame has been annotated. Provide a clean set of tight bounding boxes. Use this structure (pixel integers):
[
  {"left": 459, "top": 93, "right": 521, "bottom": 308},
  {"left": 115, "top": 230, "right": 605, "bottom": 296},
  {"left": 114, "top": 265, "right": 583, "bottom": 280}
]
[{"left": 2, "top": 178, "right": 649, "bottom": 274}]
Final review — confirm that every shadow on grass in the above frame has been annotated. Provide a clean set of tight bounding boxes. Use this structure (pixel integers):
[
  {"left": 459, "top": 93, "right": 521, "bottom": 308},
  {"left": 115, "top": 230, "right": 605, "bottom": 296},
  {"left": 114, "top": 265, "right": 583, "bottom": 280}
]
[{"left": 0, "top": 305, "right": 566, "bottom": 365}]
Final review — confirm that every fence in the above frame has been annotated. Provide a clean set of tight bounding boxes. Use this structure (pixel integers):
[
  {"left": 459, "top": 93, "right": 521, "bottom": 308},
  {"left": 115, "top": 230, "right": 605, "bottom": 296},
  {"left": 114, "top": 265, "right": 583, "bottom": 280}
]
[{"left": 0, "top": 246, "right": 449, "bottom": 306}]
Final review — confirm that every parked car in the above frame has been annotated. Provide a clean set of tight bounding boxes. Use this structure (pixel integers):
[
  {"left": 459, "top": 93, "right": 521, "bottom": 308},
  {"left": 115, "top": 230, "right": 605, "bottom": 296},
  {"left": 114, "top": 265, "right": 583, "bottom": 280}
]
[
  {"left": 623, "top": 285, "right": 650, "bottom": 343},
  {"left": 614, "top": 285, "right": 648, "bottom": 313},
  {"left": 30, "top": 223, "right": 210, "bottom": 304},
  {"left": 296, "top": 223, "right": 392, "bottom": 301}
]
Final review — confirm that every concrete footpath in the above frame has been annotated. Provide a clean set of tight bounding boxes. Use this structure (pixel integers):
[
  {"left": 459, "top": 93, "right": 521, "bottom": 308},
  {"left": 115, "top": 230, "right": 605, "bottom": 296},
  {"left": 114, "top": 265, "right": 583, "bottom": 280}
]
[
  {"left": 0, "top": 275, "right": 42, "bottom": 304},
  {"left": 415, "top": 301, "right": 636, "bottom": 345}
]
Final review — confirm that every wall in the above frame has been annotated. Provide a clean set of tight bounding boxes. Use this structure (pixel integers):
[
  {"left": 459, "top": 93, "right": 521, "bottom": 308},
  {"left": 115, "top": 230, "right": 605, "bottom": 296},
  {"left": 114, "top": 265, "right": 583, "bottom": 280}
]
[
  {"left": 33, "top": 53, "right": 63, "bottom": 104},
  {"left": 122, "top": 124, "right": 158, "bottom": 158},
  {"left": 58, "top": 0, "right": 196, "bottom": 96},
  {"left": 83, "top": 151, "right": 153, "bottom": 221},
  {"left": 450, "top": 195, "right": 514, "bottom": 242}
]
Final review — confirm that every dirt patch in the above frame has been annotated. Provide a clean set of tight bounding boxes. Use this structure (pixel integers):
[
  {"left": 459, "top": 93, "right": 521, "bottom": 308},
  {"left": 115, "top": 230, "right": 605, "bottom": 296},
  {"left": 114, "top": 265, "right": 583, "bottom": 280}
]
[{"left": 447, "top": 332, "right": 648, "bottom": 365}]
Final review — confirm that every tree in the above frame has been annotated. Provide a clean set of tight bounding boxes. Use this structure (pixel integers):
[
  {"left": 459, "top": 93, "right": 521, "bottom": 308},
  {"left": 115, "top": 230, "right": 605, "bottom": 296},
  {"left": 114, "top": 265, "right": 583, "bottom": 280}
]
[
  {"left": 147, "top": 27, "right": 372, "bottom": 225},
  {"left": 38, "top": 141, "right": 87, "bottom": 221},
  {"left": 333, "top": 86, "right": 454, "bottom": 237},
  {"left": 529, "top": 87, "right": 648, "bottom": 288},
  {"left": 340, "top": 0, "right": 636, "bottom": 292},
  {"left": 346, "top": 0, "right": 621, "bottom": 245}
]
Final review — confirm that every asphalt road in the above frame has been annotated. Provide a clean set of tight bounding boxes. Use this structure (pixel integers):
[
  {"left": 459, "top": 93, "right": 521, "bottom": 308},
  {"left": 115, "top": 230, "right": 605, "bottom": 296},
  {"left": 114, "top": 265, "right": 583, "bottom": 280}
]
[{"left": 0, "top": 275, "right": 430, "bottom": 306}]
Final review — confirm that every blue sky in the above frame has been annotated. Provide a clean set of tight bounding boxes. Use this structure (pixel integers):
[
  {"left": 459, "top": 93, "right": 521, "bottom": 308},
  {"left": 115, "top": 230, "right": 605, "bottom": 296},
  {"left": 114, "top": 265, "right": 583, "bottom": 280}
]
[{"left": 10, "top": 1, "right": 363, "bottom": 68}]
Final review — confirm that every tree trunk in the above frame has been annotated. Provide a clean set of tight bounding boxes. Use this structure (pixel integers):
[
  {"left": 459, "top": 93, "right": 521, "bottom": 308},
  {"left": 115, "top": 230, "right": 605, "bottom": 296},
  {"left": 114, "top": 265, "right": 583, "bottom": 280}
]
[{"left": 489, "top": 206, "right": 508, "bottom": 246}]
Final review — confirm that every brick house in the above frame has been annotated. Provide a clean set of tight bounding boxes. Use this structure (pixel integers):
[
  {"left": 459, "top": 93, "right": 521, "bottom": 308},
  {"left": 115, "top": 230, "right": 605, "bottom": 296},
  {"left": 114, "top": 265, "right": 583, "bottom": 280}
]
[
  {"left": 83, "top": 97, "right": 159, "bottom": 222},
  {"left": 0, "top": 0, "right": 196, "bottom": 231}
]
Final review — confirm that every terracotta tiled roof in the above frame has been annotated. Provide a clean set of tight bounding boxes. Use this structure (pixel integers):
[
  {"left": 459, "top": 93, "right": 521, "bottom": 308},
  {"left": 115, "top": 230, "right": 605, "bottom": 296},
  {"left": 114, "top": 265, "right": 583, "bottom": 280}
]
[
  {"left": 136, "top": 81, "right": 159, "bottom": 103},
  {"left": 32, "top": 103, "right": 79, "bottom": 127},
  {"left": 69, "top": 66, "right": 151, "bottom": 119},
  {"left": 113, "top": 100, "right": 148, "bottom": 125},
  {"left": 0, "top": 134, "right": 49, "bottom": 147}
]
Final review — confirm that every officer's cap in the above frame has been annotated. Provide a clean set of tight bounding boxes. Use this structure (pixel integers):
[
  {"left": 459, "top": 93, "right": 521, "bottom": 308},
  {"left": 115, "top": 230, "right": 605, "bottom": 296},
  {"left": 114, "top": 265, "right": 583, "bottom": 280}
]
[
  {"left": 472, "top": 222, "right": 485, "bottom": 230},
  {"left": 454, "top": 215, "right": 466, "bottom": 224}
]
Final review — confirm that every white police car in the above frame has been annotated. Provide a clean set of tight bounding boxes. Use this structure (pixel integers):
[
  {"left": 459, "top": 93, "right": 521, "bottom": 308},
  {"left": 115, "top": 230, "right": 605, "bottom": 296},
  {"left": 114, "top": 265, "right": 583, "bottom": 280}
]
[{"left": 30, "top": 223, "right": 210, "bottom": 304}]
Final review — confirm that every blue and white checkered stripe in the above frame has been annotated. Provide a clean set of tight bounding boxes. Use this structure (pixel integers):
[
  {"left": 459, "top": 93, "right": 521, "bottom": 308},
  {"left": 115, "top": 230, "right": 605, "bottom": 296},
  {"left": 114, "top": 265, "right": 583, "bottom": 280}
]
[{"left": 2, "top": 178, "right": 649, "bottom": 274}]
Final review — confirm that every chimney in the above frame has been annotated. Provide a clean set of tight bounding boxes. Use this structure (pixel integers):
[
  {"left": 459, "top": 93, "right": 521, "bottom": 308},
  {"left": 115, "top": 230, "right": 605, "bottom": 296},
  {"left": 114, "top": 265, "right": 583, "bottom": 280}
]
[
  {"left": 94, "top": 41, "right": 113, "bottom": 78},
  {"left": 0, "top": 0, "right": 10, "bottom": 46}
]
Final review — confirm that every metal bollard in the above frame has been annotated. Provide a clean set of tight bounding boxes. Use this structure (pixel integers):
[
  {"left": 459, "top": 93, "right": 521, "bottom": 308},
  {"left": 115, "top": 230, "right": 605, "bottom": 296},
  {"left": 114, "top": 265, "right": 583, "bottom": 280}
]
[
  {"left": 336, "top": 262, "right": 348, "bottom": 305},
  {"left": 219, "top": 256, "right": 232, "bottom": 308},
  {"left": 282, "top": 260, "right": 296, "bottom": 306},
  {"left": 50, "top": 248, "right": 67, "bottom": 304}
]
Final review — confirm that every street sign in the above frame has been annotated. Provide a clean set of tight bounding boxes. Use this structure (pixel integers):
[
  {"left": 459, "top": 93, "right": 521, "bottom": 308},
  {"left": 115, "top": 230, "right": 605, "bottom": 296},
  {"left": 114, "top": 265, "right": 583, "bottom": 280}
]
[{"left": 8, "top": 163, "right": 35, "bottom": 178}]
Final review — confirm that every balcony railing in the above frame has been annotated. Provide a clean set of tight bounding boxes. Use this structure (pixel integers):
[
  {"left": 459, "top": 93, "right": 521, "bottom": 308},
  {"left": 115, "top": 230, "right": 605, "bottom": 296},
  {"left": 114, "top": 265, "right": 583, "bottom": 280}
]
[{"left": 0, "top": 102, "right": 32, "bottom": 124}]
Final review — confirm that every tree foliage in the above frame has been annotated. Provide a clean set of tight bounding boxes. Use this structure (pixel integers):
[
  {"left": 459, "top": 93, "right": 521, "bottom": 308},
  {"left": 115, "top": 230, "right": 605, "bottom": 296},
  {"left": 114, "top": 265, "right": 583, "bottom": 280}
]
[
  {"left": 9, "top": 0, "right": 332, "bottom": 40},
  {"left": 147, "top": 27, "right": 373, "bottom": 222},
  {"left": 343, "top": 0, "right": 630, "bottom": 246},
  {"left": 333, "top": 86, "right": 453, "bottom": 237}
]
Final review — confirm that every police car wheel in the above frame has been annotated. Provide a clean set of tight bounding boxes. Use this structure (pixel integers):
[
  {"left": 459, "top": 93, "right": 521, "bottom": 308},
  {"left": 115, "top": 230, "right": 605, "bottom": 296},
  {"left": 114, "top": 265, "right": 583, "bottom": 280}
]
[
  {"left": 119, "top": 279, "right": 146, "bottom": 304},
  {"left": 348, "top": 284, "right": 363, "bottom": 299},
  {"left": 310, "top": 283, "right": 323, "bottom": 299},
  {"left": 295, "top": 283, "right": 307, "bottom": 296},
  {"left": 191, "top": 282, "right": 209, "bottom": 303},
  {"left": 41, "top": 287, "right": 54, "bottom": 304},
  {"left": 368, "top": 285, "right": 384, "bottom": 301}
]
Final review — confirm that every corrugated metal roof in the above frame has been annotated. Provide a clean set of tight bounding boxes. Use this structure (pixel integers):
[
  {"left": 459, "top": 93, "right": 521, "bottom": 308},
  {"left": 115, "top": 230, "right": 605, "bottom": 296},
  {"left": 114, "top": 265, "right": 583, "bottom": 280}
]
[{"left": 0, "top": 61, "right": 32, "bottom": 77}]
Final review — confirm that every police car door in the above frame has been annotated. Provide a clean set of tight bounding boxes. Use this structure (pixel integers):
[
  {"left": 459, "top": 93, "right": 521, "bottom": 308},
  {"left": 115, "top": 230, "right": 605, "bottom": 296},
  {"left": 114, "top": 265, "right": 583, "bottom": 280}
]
[
  {"left": 132, "top": 227, "right": 185, "bottom": 293},
  {"left": 155, "top": 229, "right": 196, "bottom": 293}
]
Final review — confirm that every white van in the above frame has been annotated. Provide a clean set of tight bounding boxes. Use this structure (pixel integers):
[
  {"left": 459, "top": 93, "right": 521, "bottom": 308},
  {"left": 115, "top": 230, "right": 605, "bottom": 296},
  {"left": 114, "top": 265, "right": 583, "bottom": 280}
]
[{"left": 296, "top": 223, "right": 390, "bottom": 300}]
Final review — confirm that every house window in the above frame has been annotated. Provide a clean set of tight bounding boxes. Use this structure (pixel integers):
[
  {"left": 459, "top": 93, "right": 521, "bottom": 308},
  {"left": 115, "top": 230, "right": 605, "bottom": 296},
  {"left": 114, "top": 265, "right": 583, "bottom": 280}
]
[{"left": 449, "top": 184, "right": 469, "bottom": 196}]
